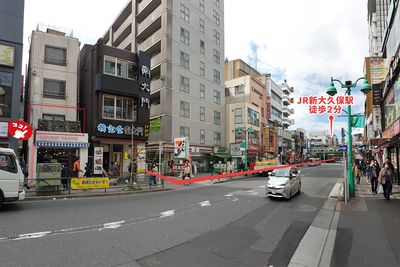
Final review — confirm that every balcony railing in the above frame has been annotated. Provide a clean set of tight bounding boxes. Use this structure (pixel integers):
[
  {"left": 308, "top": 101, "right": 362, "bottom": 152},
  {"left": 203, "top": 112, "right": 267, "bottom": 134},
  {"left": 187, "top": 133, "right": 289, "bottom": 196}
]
[{"left": 37, "top": 119, "right": 81, "bottom": 133}]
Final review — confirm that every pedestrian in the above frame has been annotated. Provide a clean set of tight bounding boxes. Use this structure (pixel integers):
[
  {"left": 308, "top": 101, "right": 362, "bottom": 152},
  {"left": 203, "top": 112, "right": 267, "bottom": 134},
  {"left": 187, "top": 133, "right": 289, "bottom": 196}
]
[
  {"left": 108, "top": 161, "right": 120, "bottom": 185},
  {"left": 353, "top": 160, "right": 362, "bottom": 185},
  {"left": 379, "top": 162, "right": 395, "bottom": 200},
  {"left": 385, "top": 157, "right": 396, "bottom": 184},
  {"left": 61, "top": 164, "right": 71, "bottom": 190},
  {"left": 367, "top": 161, "right": 378, "bottom": 194},
  {"left": 150, "top": 162, "right": 158, "bottom": 186},
  {"left": 84, "top": 162, "right": 92, "bottom": 177},
  {"left": 128, "top": 159, "right": 138, "bottom": 184},
  {"left": 72, "top": 157, "right": 83, "bottom": 177},
  {"left": 185, "top": 162, "right": 191, "bottom": 186}
]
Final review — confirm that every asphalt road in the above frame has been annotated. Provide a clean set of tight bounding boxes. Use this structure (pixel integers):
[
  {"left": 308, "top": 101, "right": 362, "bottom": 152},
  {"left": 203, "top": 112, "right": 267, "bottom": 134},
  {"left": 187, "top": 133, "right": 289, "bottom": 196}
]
[{"left": 0, "top": 164, "right": 342, "bottom": 267}]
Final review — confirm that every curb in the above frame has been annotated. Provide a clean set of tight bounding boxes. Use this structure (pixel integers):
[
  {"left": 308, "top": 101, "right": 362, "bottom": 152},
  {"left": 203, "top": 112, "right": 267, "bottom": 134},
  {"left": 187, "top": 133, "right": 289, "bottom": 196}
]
[
  {"left": 288, "top": 181, "right": 340, "bottom": 267},
  {"left": 24, "top": 188, "right": 173, "bottom": 201}
]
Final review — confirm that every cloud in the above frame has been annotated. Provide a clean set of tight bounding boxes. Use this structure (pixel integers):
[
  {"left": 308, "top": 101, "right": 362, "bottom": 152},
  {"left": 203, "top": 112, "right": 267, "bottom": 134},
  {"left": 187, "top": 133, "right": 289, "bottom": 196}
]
[{"left": 225, "top": 0, "right": 369, "bottom": 135}]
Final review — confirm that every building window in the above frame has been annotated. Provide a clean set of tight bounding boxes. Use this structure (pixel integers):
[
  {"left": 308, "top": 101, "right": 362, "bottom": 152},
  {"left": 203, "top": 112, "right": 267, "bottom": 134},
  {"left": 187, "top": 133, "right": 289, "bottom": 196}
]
[
  {"left": 0, "top": 71, "right": 13, "bottom": 117},
  {"left": 43, "top": 79, "right": 66, "bottom": 99},
  {"left": 180, "top": 101, "right": 190, "bottom": 118},
  {"left": 200, "top": 40, "right": 205, "bottom": 55},
  {"left": 271, "top": 90, "right": 282, "bottom": 102},
  {"left": 272, "top": 106, "right": 282, "bottom": 119},
  {"left": 102, "top": 95, "right": 137, "bottom": 121},
  {"left": 213, "top": 49, "right": 220, "bottom": 64},
  {"left": 213, "top": 10, "right": 220, "bottom": 26},
  {"left": 213, "top": 69, "right": 220, "bottom": 84},
  {"left": 180, "top": 126, "right": 190, "bottom": 138},
  {"left": 199, "top": 18, "right": 205, "bottom": 34},
  {"left": 104, "top": 56, "right": 136, "bottom": 79},
  {"left": 43, "top": 114, "right": 65, "bottom": 121},
  {"left": 180, "top": 27, "right": 190, "bottom": 46},
  {"left": 200, "top": 83, "right": 205, "bottom": 99},
  {"left": 213, "top": 89, "right": 220, "bottom": 104},
  {"left": 200, "top": 129, "right": 205, "bottom": 144},
  {"left": 44, "top": 45, "right": 66, "bottom": 66},
  {"left": 214, "top": 132, "right": 221, "bottom": 146},
  {"left": 180, "top": 3, "right": 190, "bottom": 23},
  {"left": 200, "top": 61, "right": 205, "bottom": 77},
  {"left": 200, "top": 106, "right": 205, "bottom": 121},
  {"left": 213, "top": 29, "right": 220, "bottom": 45},
  {"left": 180, "top": 51, "right": 190, "bottom": 69},
  {"left": 214, "top": 110, "right": 221, "bottom": 125},
  {"left": 200, "top": 0, "right": 204, "bottom": 12},
  {"left": 234, "top": 108, "right": 242, "bottom": 124},
  {"left": 180, "top": 75, "right": 190, "bottom": 93},
  {"left": 235, "top": 85, "right": 244, "bottom": 95}
]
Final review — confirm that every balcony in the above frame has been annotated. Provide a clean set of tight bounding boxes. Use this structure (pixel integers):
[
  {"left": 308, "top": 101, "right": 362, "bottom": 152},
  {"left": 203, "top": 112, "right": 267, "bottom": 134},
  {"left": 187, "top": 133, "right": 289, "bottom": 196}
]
[
  {"left": 137, "top": 28, "right": 164, "bottom": 52},
  {"left": 282, "top": 107, "right": 290, "bottom": 116},
  {"left": 137, "top": 4, "right": 164, "bottom": 36},
  {"left": 150, "top": 103, "right": 161, "bottom": 118},
  {"left": 112, "top": 24, "right": 132, "bottom": 47},
  {"left": 282, "top": 95, "right": 290, "bottom": 105},
  {"left": 282, "top": 118, "right": 291, "bottom": 127},
  {"left": 113, "top": 14, "right": 133, "bottom": 43},
  {"left": 150, "top": 53, "right": 163, "bottom": 68},
  {"left": 137, "top": 0, "right": 162, "bottom": 22},
  {"left": 150, "top": 78, "right": 163, "bottom": 93}
]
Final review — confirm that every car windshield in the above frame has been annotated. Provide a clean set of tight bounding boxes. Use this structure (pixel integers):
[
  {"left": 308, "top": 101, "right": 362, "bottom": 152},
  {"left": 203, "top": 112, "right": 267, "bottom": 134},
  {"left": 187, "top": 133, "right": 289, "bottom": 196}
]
[{"left": 270, "top": 168, "right": 291, "bottom": 177}]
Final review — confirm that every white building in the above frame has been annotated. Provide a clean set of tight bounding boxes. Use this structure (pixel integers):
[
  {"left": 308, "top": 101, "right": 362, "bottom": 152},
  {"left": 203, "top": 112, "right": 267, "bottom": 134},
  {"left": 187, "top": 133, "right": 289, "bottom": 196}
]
[
  {"left": 102, "top": 0, "right": 225, "bottom": 171},
  {"left": 24, "top": 25, "right": 88, "bottom": 184}
]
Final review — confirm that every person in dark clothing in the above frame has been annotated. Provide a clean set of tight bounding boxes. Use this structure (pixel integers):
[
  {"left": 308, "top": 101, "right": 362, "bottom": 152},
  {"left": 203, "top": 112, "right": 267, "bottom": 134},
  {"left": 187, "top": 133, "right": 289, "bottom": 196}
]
[
  {"left": 61, "top": 164, "right": 71, "bottom": 189},
  {"left": 379, "top": 162, "right": 394, "bottom": 200},
  {"left": 367, "top": 161, "right": 378, "bottom": 194},
  {"left": 84, "top": 163, "right": 92, "bottom": 177}
]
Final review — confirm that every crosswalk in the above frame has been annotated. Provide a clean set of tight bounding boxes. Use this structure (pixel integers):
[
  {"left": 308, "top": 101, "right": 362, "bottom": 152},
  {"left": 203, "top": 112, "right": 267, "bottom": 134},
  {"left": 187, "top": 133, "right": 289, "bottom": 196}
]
[{"left": 320, "top": 163, "right": 343, "bottom": 166}]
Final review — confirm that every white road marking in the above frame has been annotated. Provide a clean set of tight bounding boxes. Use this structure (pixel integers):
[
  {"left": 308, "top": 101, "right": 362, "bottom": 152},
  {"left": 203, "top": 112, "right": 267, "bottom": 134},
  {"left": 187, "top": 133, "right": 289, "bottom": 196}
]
[
  {"left": 247, "top": 190, "right": 258, "bottom": 195},
  {"left": 258, "top": 185, "right": 266, "bottom": 188},
  {"left": 224, "top": 193, "right": 234, "bottom": 197},
  {"left": 13, "top": 231, "right": 52, "bottom": 240},
  {"left": 232, "top": 197, "right": 239, "bottom": 202},
  {"left": 199, "top": 201, "right": 211, "bottom": 207},
  {"left": 160, "top": 210, "right": 175, "bottom": 218},
  {"left": 103, "top": 221, "right": 125, "bottom": 229}
]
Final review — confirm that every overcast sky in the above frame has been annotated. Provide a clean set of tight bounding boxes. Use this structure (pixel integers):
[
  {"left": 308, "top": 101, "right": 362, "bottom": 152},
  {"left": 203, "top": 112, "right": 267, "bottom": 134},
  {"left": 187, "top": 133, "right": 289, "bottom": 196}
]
[{"left": 23, "top": 0, "right": 369, "bottom": 137}]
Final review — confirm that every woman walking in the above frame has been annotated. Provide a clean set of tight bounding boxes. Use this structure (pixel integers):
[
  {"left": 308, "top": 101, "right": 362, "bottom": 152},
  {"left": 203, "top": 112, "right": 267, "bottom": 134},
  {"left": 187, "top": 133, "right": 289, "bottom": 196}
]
[{"left": 379, "top": 162, "right": 394, "bottom": 200}]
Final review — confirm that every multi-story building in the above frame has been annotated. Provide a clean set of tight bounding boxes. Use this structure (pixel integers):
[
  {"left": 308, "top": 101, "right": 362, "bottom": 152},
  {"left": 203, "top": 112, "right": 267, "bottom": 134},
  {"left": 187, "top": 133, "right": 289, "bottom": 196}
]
[
  {"left": 367, "top": 0, "right": 389, "bottom": 57},
  {"left": 79, "top": 39, "right": 150, "bottom": 176},
  {"left": 102, "top": 0, "right": 225, "bottom": 172},
  {"left": 292, "top": 128, "right": 306, "bottom": 163},
  {"left": 374, "top": 0, "right": 400, "bottom": 176},
  {"left": 0, "top": 0, "right": 24, "bottom": 152},
  {"left": 24, "top": 25, "right": 88, "bottom": 184}
]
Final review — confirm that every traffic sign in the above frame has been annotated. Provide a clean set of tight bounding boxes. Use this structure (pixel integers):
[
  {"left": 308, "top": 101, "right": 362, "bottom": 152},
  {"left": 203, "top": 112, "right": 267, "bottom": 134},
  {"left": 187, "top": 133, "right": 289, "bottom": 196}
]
[{"left": 338, "top": 145, "right": 347, "bottom": 152}]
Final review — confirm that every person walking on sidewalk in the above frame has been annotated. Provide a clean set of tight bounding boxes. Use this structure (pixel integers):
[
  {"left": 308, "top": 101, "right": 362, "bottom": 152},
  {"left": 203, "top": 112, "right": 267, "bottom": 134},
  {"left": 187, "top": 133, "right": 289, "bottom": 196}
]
[
  {"left": 367, "top": 161, "right": 378, "bottom": 194},
  {"left": 379, "top": 162, "right": 394, "bottom": 200},
  {"left": 353, "top": 160, "right": 362, "bottom": 185}
]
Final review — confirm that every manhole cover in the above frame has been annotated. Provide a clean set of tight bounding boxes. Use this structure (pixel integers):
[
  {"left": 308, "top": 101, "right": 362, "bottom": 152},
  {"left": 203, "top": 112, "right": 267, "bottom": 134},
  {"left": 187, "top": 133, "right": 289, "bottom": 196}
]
[{"left": 290, "top": 204, "right": 316, "bottom": 212}]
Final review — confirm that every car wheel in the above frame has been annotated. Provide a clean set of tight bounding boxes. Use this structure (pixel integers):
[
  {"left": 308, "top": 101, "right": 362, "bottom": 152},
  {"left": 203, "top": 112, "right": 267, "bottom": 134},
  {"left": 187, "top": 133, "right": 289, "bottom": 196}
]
[
  {"left": 286, "top": 189, "right": 292, "bottom": 199},
  {"left": 0, "top": 194, "right": 3, "bottom": 209},
  {"left": 298, "top": 183, "right": 301, "bottom": 195}
]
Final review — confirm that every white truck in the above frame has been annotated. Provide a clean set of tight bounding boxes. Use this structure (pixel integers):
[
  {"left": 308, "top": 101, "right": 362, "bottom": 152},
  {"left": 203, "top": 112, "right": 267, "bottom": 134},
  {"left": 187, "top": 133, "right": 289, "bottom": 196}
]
[{"left": 0, "top": 148, "right": 26, "bottom": 208}]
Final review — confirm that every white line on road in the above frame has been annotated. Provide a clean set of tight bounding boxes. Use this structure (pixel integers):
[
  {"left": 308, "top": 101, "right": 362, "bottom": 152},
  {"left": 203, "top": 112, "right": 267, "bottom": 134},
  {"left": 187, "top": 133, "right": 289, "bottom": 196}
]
[
  {"left": 232, "top": 197, "right": 239, "bottom": 202},
  {"left": 258, "top": 185, "right": 266, "bottom": 188},
  {"left": 199, "top": 200, "right": 211, "bottom": 207},
  {"left": 13, "top": 231, "right": 52, "bottom": 240},
  {"left": 160, "top": 210, "right": 175, "bottom": 218},
  {"left": 103, "top": 221, "right": 125, "bottom": 229},
  {"left": 224, "top": 193, "right": 234, "bottom": 197}
]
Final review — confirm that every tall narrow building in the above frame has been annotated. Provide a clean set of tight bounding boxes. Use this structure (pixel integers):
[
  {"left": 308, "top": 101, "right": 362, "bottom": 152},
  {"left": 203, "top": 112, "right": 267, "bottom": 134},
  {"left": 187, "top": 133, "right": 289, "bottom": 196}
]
[{"left": 103, "top": 0, "right": 225, "bottom": 171}]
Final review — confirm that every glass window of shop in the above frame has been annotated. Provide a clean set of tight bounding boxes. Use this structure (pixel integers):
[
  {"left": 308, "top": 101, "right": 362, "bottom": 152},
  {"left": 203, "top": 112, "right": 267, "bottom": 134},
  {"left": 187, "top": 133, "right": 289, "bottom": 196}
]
[
  {"left": 37, "top": 147, "right": 78, "bottom": 171},
  {"left": 0, "top": 71, "right": 13, "bottom": 117},
  {"left": 102, "top": 94, "right": 138, "bottom": 121},
  {"left": 384, "top": 77, "right": 400, "bottom": 129}
]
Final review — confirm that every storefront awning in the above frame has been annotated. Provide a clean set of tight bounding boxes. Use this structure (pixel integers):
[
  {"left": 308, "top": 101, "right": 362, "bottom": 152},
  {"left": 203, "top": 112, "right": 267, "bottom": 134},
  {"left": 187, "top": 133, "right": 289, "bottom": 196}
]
[
  {"left": 212, "top": 153, "right": 230, "bottom": 160},
  {"left": 35, "top": 141, "right": 90, "bottom": 148}
]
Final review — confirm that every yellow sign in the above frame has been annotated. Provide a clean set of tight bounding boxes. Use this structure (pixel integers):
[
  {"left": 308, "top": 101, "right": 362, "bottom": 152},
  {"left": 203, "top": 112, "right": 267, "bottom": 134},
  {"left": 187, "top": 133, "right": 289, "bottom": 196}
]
[
  {"left": 0, "top": 44, "right": 15, "bottom": 67},
  {"left": 71, "top": 177, "right": 110, "bottom": 190}
]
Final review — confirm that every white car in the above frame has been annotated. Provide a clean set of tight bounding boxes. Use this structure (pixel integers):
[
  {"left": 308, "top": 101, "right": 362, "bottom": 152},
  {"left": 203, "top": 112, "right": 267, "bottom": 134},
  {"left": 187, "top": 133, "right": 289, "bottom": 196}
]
[{"left": 266, "top": 167, "right": 301, "bottom": 199}]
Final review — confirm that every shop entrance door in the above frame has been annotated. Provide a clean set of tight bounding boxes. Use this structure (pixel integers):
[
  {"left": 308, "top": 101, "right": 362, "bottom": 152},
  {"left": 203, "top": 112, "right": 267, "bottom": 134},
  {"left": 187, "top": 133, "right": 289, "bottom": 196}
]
[{"left": 112, "top": 152, "right": 122, "bottom": 176}]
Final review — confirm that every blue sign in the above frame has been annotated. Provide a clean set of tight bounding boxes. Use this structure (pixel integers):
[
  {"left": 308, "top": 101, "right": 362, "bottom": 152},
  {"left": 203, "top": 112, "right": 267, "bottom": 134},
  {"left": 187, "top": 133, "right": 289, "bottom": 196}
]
[{"left": 338, "top": 145, "right": 347, "bottom": 152}]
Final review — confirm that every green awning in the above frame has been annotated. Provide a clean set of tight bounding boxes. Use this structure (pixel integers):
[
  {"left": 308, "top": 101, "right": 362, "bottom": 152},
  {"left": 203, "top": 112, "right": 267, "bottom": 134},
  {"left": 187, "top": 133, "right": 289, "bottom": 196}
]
[{"left": 212, "top": 153, "right": 230, "bottom": 160}]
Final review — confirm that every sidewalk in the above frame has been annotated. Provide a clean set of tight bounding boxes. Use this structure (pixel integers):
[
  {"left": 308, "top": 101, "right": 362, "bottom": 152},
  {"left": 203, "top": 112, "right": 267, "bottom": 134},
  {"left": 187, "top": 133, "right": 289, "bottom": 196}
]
[
  {"left": 330, "top": 176, "right": 400, "bottom": 266},
  {"left": 24, "top": 172, "right": 250, "bottom": 201}
]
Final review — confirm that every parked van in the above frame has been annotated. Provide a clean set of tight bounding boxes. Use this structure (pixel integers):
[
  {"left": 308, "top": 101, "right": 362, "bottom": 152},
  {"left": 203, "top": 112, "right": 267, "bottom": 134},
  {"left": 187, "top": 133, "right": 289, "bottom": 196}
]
[{"left": 0, "top": 148, "right": 25, "bottom": 208}]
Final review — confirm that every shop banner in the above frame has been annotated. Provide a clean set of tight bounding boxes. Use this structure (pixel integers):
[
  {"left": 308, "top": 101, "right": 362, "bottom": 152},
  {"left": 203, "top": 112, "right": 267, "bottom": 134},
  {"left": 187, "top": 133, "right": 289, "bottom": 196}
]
[
  {"left": 230, "top": 143, "right": 242, "bottom": 157},
  {"left": 70, "top": 177, "right": 109, "bottom": 189},
  {"left": 94, "top": 147, "right": 103, "bottom": 175},
  {"left": 369, "top": 57, "right": 386, "bottom": 85},
  {"left": 174, "top": 137, "right": 189, "bottom": 159},
  {"left": 0, "top": 44, "right": 14, "bottom": 67},
  {"left": 136, "top": 143, "right": 146, "bottom": 173}
]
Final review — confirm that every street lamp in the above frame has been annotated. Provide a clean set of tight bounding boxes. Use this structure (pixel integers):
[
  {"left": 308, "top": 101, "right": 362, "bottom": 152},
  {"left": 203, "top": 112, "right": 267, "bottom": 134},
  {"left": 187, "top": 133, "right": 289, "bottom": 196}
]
[
  {"left": 326, "top": 76, "right": 371, "bottom": 197},
  {"left": 237, "top": 127, "right": 254, "bottom": 170}
]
